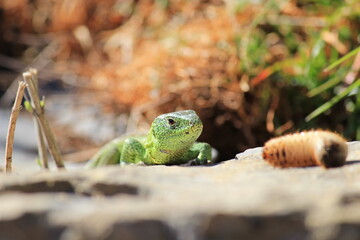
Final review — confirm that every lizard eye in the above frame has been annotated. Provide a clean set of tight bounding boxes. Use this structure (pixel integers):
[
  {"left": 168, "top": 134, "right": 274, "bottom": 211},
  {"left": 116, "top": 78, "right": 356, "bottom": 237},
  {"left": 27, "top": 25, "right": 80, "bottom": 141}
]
[{"left": 168, "top": 118, "right": 175, "bottom": 125}]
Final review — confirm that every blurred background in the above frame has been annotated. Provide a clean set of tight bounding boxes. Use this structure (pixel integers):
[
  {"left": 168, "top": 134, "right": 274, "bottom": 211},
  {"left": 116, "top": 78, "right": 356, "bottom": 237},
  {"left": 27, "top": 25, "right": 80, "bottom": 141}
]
[{"left": 0, "top": 0, "right": 359, "bottom": 169}]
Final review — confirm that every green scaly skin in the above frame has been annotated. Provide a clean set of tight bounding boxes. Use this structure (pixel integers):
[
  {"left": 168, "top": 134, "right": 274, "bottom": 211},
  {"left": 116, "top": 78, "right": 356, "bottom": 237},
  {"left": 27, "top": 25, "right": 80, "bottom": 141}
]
[{"left": 86, "top": 110, "right": 212, "bottom": 167}]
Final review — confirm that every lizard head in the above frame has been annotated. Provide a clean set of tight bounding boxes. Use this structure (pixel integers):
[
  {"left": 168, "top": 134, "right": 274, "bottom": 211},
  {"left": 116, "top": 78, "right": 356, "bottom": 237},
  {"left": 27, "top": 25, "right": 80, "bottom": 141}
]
[{"left": 150, "top": 110, "right": 203, "bottom": 148}]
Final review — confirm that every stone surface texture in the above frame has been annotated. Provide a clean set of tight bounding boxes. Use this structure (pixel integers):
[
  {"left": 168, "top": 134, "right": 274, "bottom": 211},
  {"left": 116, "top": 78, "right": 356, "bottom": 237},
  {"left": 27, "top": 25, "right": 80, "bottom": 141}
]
[{"left": 0, "top": 142, "right": 359, "bottom": 240}]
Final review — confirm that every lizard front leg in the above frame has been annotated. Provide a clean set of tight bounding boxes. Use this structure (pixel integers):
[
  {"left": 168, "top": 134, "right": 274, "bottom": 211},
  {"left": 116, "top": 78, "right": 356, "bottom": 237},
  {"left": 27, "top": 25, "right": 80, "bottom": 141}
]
[
  {"left": 120, "top": 138, "right": 146, "bottom": 164},
  {"left": 182, "top": 142, "right": 212, "bottom": 165}
]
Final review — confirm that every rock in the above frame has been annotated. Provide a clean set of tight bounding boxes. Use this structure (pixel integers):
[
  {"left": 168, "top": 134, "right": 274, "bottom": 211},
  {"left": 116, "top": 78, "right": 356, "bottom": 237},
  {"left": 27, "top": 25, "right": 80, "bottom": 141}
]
[
  {"left": 0, "top": 142, "right": 359, "bottom": 240},
  {"left": 201, "top": 212, "right": 309, "bottom": 240}
]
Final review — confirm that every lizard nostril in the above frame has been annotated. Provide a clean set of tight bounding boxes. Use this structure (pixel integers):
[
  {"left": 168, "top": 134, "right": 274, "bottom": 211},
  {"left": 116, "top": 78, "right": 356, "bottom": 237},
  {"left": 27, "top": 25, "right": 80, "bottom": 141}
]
[{"left": 185, "top": 131, "right": 189, "bottom": 135}]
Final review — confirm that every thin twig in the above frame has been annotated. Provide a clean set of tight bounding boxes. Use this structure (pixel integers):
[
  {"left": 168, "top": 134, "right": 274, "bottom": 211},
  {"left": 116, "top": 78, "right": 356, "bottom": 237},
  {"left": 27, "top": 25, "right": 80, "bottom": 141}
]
[
  {"left": 4, "top": 81, "right": 26, "bottom": 173},
  {"left": 29, "top": 68, "right": 49, "bottom": 169},
  {"left": 23, "top": 70, "right": 65, "bottom": 169}
]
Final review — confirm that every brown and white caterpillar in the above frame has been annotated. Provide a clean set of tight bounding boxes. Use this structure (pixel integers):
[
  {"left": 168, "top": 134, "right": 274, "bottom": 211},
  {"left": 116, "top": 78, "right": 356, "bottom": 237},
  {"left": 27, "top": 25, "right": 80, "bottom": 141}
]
[{"left": 262, "top": 130, "right": 348, "bottom": 168}]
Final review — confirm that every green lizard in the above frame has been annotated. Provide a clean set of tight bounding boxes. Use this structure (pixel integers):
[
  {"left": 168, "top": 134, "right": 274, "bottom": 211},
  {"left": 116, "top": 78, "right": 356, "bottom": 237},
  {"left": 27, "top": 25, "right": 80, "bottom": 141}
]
[{"left": 86, "top": 110, "right": 212, "bottom": 167}]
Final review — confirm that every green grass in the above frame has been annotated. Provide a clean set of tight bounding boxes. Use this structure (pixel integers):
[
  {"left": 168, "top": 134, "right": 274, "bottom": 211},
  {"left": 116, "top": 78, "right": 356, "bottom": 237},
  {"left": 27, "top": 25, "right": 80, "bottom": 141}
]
[
  {"left": 237, "top": 0, "right": 360, "bottom": 140},
  {"left": 306, "top": 79, "right": 360, "bottom": 121}
]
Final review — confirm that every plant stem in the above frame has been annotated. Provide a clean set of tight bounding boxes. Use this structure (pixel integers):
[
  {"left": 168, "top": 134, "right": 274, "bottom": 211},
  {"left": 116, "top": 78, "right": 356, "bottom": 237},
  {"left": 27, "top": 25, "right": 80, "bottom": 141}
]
[
  {"left": 28, "top": 68, "right": 49, "bottom": 169},
  {"left": 23, "top": 70, "right": 65, "bottom": 169},
  {"left": 4, "top": 81, "right": 26, "bottom": 173}
]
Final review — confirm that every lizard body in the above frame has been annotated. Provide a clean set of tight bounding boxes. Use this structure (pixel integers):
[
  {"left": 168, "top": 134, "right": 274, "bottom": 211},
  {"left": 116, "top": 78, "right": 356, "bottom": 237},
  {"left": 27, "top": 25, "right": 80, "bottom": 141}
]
[{"left": 86, "top": 110, "right": 212, "bottom": 167}]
